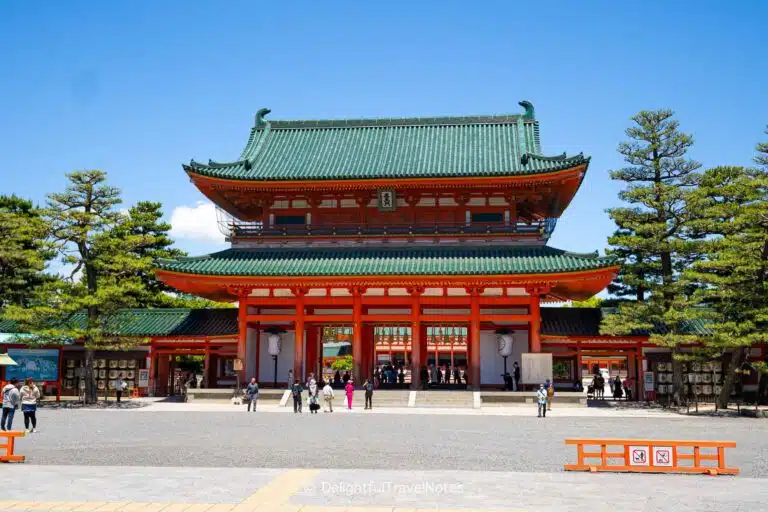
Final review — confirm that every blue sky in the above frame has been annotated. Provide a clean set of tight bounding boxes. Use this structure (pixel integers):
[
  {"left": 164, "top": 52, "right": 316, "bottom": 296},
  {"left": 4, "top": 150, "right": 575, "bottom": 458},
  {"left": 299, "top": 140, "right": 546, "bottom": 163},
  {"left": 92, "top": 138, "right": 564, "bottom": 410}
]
[{"left": 1, "top": 1, "right": 767, "bottom": 258}]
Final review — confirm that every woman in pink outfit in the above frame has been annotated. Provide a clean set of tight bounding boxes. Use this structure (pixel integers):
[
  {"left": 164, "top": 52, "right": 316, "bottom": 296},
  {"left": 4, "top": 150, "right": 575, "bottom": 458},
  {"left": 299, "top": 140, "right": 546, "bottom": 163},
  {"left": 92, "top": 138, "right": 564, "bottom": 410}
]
[{"left": 345, "top": 380, "right": 354, "bottom": 410}]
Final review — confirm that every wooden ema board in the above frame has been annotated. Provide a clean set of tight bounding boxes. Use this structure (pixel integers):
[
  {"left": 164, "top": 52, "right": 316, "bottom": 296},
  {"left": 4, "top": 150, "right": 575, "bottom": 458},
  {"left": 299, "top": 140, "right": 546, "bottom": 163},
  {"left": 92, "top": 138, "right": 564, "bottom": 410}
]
[{"left": 564, "top": 438, "right": 738, "bottom": 475}]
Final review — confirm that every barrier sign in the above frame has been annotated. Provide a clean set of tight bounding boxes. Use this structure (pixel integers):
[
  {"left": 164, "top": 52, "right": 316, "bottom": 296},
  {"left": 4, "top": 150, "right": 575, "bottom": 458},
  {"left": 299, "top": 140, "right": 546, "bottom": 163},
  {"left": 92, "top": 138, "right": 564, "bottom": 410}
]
[
  {"left": 628, "top": 446, "right": 649, "bottom": 466},
  {"left": 138, "top": 369, "right": 150, "bottom": 388},
  {"left": 653, "top": 446, "right": 673, "bottom": 467}
]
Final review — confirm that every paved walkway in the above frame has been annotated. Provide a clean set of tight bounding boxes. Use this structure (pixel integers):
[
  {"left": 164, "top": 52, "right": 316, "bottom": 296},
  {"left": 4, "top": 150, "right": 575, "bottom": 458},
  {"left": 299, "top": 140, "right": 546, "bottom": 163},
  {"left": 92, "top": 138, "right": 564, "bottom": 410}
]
[
  {"left": 0, "top": 466, "right": 763, "bottom": 511},
  {"left": 128, "top": 400, "right": 685, "bottom": 418}
]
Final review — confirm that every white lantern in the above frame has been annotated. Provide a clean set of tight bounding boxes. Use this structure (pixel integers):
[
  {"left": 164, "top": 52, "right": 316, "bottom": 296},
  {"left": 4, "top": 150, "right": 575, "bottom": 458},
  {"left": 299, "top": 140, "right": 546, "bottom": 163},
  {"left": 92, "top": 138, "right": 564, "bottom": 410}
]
[
  {"left": 497, "top": 333, "right": 514, "bottom": 357},
  {"left": 267, "top": 333, "right": 282, "bottom": 356}
]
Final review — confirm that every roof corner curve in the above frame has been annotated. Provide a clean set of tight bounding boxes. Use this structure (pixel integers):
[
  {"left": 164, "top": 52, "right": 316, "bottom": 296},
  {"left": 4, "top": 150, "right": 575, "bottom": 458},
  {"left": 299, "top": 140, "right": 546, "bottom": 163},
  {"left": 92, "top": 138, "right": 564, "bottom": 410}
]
[{"left": 518, "top": 100, "right": 535, "bottom": 120}]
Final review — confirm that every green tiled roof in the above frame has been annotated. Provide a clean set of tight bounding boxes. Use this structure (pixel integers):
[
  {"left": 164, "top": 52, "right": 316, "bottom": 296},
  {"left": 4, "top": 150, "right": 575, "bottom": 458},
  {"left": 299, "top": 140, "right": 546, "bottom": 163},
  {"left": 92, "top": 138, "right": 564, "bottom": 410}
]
[
  {"left": 541, "top": 308, "right": 713, "bottom": 337},
  {"left": 156, "top": 246, "right": 617, "bottom": 277},
  {"left": 184, "top": 102, "right": 590, "bottom": 181},
  {"left": 0, "top": 309, "right": 238, "bottom": 337}
]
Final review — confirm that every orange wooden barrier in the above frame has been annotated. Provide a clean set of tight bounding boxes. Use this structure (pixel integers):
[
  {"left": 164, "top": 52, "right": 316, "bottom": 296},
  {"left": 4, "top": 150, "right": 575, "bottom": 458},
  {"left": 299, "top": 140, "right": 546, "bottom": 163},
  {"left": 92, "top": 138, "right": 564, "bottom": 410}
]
[
  {"left": 0, "top": 431, "right": 25, "bottom": 463},
  {"left": 564, "top": 438, "right": 738, "bottom": 475}
]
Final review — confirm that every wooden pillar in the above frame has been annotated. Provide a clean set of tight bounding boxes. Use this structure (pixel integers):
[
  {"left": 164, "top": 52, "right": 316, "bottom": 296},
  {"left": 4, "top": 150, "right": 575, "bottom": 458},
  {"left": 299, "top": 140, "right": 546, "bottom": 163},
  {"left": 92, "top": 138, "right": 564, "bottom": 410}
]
[
  {"left": 237, "top": 299, "right": 247, "bottom": 387},
  {"left": 409, "top": 288, "right": 423, "bottom": 390},
  {"left": 469, "top": 288, "right": 481, "bottom": 390},
  {"left": 576, "top": 340, "right": 582, "bottom": 385},
  {"left": 636, "top": 344, "right": 644, "bottom": 402},
  {"left": 57, "top": 346, "right": 63, "bottom": 402},
  {"left": 293, "top": 290, "right": 306, "bottom": 383},
  {"left": 203, "top": 342, "right": 211, "bottom": 388},
  {"left": 526, "top": 288, "right": 543, "bottom": 353},
  {"left": 253, "top": 322, "right": 261, "bottom": 383},
  {"left": 352, "top": 287, "right": 363, "bottom": 382}
]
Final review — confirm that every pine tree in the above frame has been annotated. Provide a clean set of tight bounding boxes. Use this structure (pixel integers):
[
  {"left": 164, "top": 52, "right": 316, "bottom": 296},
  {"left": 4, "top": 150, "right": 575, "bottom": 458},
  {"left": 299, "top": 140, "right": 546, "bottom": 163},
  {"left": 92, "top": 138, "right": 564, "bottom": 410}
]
[
  {"left": 6, "top": 171, "right": 146, "bottom": 403},
  {"left": 0, "top": 195, "right": 54, "bottom": 309},
  {"left": 685, "top": 165, "right": 768, "bottom": 408},
  {"left": 96, "top": 201, "right": 185, "bottom": 307},
  {"left": 756, "top": 126, "right": 768, "bottom": 168},
  {"left": 601, "top": 110, "right": 703, "bottom": 405}
]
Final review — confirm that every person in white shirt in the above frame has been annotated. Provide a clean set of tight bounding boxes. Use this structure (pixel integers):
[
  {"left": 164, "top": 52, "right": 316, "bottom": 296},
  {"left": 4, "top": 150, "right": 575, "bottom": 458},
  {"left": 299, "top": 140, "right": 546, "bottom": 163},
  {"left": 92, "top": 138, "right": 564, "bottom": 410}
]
[
  {"left": 322, "top": 382, "right": 335, "bottom": 413},
  {"left": 21, "top": 378, "right": 41, "bottom": 433},
  {"left": 114, "top": 373, "right": 127, "bottom": 403}
]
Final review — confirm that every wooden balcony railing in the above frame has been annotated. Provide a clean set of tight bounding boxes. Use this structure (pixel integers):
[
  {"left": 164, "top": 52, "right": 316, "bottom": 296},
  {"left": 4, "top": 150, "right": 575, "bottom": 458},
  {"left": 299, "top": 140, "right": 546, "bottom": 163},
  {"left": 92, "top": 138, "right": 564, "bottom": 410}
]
[{"left": 220, "top": 219, "right": 557, "bottom": 239}]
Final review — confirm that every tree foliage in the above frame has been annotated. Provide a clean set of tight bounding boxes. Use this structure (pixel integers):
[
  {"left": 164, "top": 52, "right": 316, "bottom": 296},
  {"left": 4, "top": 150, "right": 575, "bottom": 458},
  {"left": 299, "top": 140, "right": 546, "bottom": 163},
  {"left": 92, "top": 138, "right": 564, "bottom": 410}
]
[
  {"left": 684, "top": 161, "right": 768, "bottom": 407},
  {"left": 6, "top": 171, "right": 147, "bottom": 402},
  {"left": 565, "top": 296, "right": 603, "bottom": 308},
  {"left": 0, "top": 195, "right": 54, "bottom": 310},
  {"left": 601, "top": 110, "right": 703, "bottom": 405}
]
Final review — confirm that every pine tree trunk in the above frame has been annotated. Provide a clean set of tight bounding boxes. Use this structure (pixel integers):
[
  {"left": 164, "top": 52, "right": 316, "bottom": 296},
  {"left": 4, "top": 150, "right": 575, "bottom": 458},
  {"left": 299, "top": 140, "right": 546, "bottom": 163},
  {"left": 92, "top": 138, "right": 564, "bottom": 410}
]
[
  {"left": 717, "top": 347, "right": 747, "bottom": 409},
  {"left": 84, "top": 348, "right": 97, "bottom": 404},
  {"left": 671, "top": 354, "right": 684, "bottom": 407}
]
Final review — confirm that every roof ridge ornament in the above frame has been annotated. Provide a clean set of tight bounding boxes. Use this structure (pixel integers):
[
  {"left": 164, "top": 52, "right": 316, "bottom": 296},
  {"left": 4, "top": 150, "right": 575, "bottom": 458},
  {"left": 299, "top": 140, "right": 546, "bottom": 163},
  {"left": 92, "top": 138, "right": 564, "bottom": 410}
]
[
  {"left": 519, "top": 100, "right": 535, "bottom": 121},
  {"left": 255, "top": 108, "right": 271, "bottom": 128}
]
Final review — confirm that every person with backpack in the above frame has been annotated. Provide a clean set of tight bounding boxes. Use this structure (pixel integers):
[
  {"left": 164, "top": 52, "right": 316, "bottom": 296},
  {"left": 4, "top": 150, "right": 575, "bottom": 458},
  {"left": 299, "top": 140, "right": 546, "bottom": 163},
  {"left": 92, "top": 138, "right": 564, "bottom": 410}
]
[
  {"left": 245, "top": 377, "right": 259, "bottom": 412},
  {"left": 363, "top": 379, "right": 374, "bottom": 409},
  {"left": 1, "top": 378, "right": 21, "bottom": 431},
  {"left": 291, "top": 379, "right": 303, "bottom": 413}
]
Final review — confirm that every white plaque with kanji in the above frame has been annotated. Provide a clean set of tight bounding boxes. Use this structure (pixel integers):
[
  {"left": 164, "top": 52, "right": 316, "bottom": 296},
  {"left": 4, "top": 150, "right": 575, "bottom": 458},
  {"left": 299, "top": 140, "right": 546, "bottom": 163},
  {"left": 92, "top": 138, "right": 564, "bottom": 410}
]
[
  {"left": 653, "top": 446, "right": 673, "bottom": 467},
  {"left": 628, "top": 446, "right": 649, "bottom": 466}
]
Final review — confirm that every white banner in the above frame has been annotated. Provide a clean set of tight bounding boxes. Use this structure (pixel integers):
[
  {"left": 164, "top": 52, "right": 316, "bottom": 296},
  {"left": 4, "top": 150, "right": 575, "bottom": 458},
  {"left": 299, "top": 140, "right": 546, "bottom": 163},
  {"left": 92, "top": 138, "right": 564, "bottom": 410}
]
[{"left": 521, "top": 353, "right": 552, "bottom": 384}]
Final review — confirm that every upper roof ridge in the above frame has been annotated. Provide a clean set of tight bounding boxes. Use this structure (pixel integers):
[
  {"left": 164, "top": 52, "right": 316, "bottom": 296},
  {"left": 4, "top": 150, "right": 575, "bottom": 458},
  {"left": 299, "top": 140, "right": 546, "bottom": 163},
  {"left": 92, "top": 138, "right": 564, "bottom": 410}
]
[{"left": 251, "top": 101, "right": 537, "bottom": 130}]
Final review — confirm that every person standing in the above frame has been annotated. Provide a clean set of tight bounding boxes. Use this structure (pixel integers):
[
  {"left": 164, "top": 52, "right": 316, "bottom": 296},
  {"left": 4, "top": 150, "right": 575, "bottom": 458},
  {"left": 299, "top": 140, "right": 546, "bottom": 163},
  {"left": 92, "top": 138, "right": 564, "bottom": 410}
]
[
  {"left": 613, "top": 376, "right": 624, "bottom": 400},
  {"left": 513, "top": 362, "right": 521, "bottom": 391},
  {"left": 308, "top": 377, "right": 320, "bottom": 414},
  {"left": 21, "top": 378, "right": 40, "bottom": 433},
  {"left": 363, "top": 379, "right": 374, "bottom": 410},
  {"left": 344, "top": 379, "right": 354, "bottom": 410},
  {"left": 291, "top": 379, "right": 303, "bottom": 413},
  {"left": 287, "top": 369, "right": 293, "bottom": 389},
  {"left": 536, "top": 383, "right": 548, "bottom": 418},
  {"left": 322, "top": 381, "right": 335, "bottom": 412},
  {"left": 546, "top": 379, "right": 555, "bottom": 411},
  {"left": 246, "top": 377, "right": 259, "bottom": 412},
  {"left": 1, "top": 378, "right": 21, "bottom": 431},
  {"left": 114, "top": 373, "right": 126, "bottom": 403}
]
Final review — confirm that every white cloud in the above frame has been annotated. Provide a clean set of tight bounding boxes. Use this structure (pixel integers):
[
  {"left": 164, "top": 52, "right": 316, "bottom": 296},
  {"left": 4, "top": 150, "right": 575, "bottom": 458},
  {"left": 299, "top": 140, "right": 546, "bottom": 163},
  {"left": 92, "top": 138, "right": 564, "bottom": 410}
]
[{"left": 170, "top": 201, "right": 225, "bottom": 243}]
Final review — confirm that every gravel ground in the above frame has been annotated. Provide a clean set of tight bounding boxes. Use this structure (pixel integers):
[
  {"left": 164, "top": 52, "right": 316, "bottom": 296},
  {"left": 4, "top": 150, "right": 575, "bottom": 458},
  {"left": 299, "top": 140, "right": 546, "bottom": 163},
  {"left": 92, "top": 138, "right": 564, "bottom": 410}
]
[{"left": 14, "top": 409, "right": 768, "bottom": 477}]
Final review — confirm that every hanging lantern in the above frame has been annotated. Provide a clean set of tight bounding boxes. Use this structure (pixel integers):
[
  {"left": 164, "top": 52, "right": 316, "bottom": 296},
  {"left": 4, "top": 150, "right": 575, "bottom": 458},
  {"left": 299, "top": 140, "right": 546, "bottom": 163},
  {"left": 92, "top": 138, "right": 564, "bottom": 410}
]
[
  {"left": 497, "top": 332, "right": 514, "bottom": 357},
  {"left": 268, "top": 333, "right": 282, "bottom": 356}
]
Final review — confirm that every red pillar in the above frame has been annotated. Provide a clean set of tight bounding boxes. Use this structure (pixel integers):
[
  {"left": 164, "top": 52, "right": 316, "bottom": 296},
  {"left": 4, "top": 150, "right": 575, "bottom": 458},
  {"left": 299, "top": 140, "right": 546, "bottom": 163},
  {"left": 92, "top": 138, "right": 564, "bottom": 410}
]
[
  {"left": 237, "top": 299, "right": 247, "bottom": 387},
  {"left": 293, "top": 292, "right": 306, "bottom": 383},
  {"left": 253, "top": 322, "right": 261, "bottom": 383},
  {"left": 528, "top": 291, "right": 542, "bottom": 353},
  {"left": 469, "top": 289, "right": 481, "bottom": 390},
  {"left": 410, "top": 289, "right": 423, "bottom": 390},
  {"left": 352, "top": 288, "right": 363, "bottom": 382},
  {"left": 203, "top": 342, "right": 211, "bottom": 388},
  {"left": 636, "top": 344, "right": 644, "bottom": 402}
]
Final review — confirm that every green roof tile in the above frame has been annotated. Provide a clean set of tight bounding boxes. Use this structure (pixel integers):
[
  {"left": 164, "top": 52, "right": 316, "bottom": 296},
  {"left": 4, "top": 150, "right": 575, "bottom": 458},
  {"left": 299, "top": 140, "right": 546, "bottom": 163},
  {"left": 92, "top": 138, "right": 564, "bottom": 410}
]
[
  {"left": 184, "top": 102, "right": 590, "bottom": 181},
  {"left": 157, "top": 246, "right": 617, "bottom": 277},
  {"left": 541, "top": 308, "right": 713, "bottom": 337},
  {"left": 0, "top": 309, "right": 238, "bottom": 337}
]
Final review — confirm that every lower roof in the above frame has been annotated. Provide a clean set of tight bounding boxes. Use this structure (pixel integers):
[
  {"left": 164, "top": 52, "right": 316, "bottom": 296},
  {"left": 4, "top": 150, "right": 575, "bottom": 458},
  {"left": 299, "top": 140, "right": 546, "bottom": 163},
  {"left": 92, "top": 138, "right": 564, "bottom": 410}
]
[
  {"left": 0, "top": 307, "right": 711, "bottom": 339},
  {"left": 156, "top": 245, "right": 617, "bottom": 277}
]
